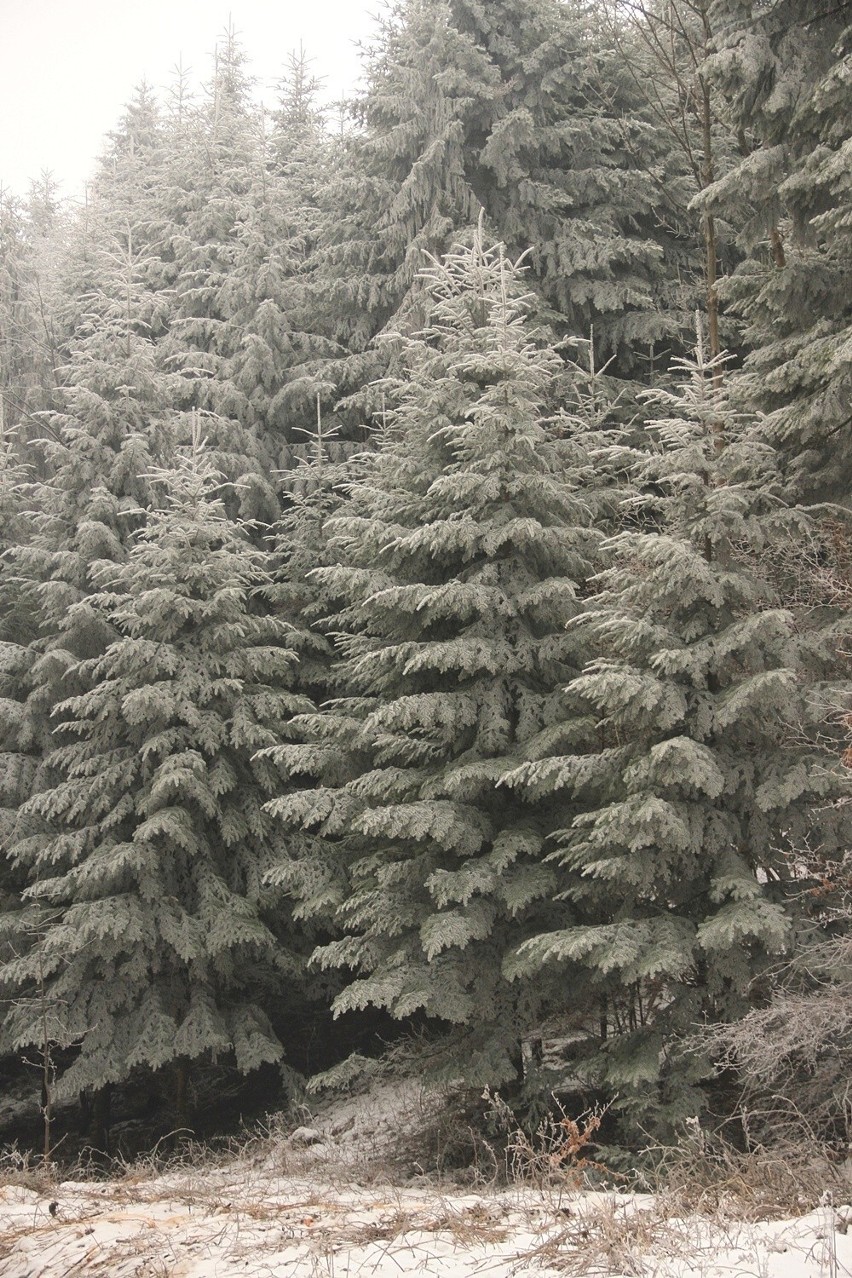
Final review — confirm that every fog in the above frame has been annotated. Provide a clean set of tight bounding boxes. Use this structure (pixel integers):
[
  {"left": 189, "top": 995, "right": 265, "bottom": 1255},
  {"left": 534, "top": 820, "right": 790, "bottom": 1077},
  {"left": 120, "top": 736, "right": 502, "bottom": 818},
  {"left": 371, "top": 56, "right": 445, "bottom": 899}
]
[{"left": 0, "top": 0, "right": 379, "bottom": 196}]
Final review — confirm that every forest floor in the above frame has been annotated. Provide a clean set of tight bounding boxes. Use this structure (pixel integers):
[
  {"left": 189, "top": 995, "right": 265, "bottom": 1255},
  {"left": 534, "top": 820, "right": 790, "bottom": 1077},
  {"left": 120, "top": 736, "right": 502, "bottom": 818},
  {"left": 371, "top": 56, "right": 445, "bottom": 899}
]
[{"left": 0, "top": 1079, "right": 850, "bottom": 1277}]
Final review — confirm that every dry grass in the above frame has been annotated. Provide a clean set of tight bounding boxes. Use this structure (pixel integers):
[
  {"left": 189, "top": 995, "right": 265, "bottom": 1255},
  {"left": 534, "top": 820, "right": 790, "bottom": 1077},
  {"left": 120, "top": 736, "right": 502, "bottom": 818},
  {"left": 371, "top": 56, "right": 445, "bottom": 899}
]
[
  {"left": 643, "top": 1117, "right": 852, "bottom": 1222},
  {"left": 0, "top": 1145, "right": 56, "bottom": 1192},
  {"left": 324, "top": 1196, "right": 510, "bottom": 1251},
  {"left": 0, "top": 1078, "right": 848, "bottom": 1278},
  {"left": 519, "top": 1195, "right": 700, "bottom": 1276},
  {"left": 0, "top": 1145, "right": 845, "bottom": 1278}
]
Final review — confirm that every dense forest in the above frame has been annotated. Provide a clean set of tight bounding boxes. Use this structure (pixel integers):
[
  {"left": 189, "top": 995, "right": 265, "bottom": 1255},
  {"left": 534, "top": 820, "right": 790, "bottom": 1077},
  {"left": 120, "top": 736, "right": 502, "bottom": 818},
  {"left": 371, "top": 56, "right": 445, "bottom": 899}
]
[{"left": 0, "top": 0, "right": 849, "bottom": 1161}]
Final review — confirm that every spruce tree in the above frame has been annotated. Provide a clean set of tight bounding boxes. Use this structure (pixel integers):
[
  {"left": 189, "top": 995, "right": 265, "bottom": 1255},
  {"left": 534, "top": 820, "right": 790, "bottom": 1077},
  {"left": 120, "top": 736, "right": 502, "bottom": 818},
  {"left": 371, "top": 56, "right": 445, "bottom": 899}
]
[
  {"left": 264, "top": 231, "right": 601, "bottom": 1085},
  {"left": 311, "top": 0, "right": 683, "bottom": 434},
  {"left": 310, "top": 0, "right": 489, "bottom": 430},
  {"left": 159, "top": 27, "right": 341, "bottom": 519},
  {"left": 0, "top": 177, "right": 65, "bottom": 450},
  {"left": 449, "top": 0, "right": 674, "bottom": 365},
  {"left": 702, "top": 0, "right": 852, "bottom": 502},
  {"left": 0, "top": 93, "right": 178, "bottom": 959},
  {"left": 271, "top": 410, "right": 364, "bottom": 704},
  {"left": 10, "top": 109, "right": 174, "bottom": 739},
  {"left": 0, "top": 428, "right": 304, "bottom": 1099},
  {"left": 503, "top": 329, "right": 850, "bottom": 1126},
  {"left": 157, "top": 25, "right": 282, "bottom": 523},
  {"left": 600, "top": 0, "right": 746, "bottom": 365},
  {"left": 215, "top": 49, "right": 340, "bottom": 460},
  {"left": 0, "top": 426, "right": 39, "bottom": 910}
]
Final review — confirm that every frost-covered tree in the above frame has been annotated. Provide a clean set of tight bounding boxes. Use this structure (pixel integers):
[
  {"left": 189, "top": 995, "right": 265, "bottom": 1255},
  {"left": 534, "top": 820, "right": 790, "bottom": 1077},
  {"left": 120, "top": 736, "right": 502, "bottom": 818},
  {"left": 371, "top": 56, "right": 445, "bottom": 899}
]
[
  {"left": 214, "top": 50, "right": 340, "bottom": 460},
  {"left": 504, "top": 329, "right": 850, "bottom": 1126},
  {"left": 0, "top": 92, "right": 177, "bottom": 931},
  {"left": 270, "top": 409, "right": 368, "bottom": 706},
  {"left": 0, "top": 427, "right": 39, "bottom": 912},
  {"left": 313, "top": 0, "right": 687, "bottom": 432},
  {"left": 600, "top": 0, "right": 746, "bottom": 364},
  {"left": 698, "top": 821, "right": 852, "bottom": 1146},
  {"left": 264, "top": 232, "right": 602, "bottom": 1086},
  {"left": 701, "top": 0, "right": 852, "bottom": 502},
  {"left": 0, "top": 177, "right": 65, "bottom": 451},
  {"left": 0, "top": 428, "right": 305, "bottom": 1104},
  {"left": 449, "top": 0, "right": 673, "bottom": 365},
  {"left": 10, "top": 131, "right": 174, "bottom": 754},
  {"left": 157, "top": 31, "right": 342, "bottom": 521},
  {"left": 157, "top": 26, "right": 283, "bottom": 523},
  {"left": 310, "top": 0, "right": 488, "bottom": 429}
]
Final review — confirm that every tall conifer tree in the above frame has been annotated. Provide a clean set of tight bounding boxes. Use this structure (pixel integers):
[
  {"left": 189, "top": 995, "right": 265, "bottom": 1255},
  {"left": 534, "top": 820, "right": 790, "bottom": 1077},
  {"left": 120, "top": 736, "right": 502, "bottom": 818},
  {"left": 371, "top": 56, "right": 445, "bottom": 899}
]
[
  {"left": 217, "top": 49, "right": 340, "bottom": 458},
  {"left": 310, "top": 0, "right": 489, "bottom": 430},
  {"left": 159, "top": 26, "right": 282, "bottom": 522},
  {"left": 449, "top": 0, "right": 673, "bottom": 364},
  {"left": 265, "top": 232, "right": 602, "bottom": 1084},
  {"left": 504, "top": 331, "right": 849, "bottom": 1125},
  {"left": 0, "top": 428, "right": 38, "bottom": 912},
  {"left": 0, "top": 429, "right": 304, "bottom": 1099},
  {"left": 702, "top": 0, "right": 852, "bottom": 501},
  {"left": 3, "top": 90, "right": 177, "bottom": 916},
  {"left": 0, "top": 180, "right": 64, "bottom": 451}
]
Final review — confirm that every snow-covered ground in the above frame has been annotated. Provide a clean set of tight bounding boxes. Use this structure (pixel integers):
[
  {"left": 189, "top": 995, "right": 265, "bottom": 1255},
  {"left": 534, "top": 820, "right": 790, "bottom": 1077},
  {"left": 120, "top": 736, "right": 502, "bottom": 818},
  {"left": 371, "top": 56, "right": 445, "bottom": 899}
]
[{"left": 1, "top": 1081, "right": 850, "bottom": 1277}]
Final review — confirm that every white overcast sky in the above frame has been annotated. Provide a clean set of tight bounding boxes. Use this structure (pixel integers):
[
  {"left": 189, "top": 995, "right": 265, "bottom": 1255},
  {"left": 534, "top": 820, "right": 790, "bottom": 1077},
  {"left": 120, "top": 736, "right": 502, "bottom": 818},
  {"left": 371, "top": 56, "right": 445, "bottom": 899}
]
[{"left": 1, "top": 0, "right": 383, "bottom": 198}]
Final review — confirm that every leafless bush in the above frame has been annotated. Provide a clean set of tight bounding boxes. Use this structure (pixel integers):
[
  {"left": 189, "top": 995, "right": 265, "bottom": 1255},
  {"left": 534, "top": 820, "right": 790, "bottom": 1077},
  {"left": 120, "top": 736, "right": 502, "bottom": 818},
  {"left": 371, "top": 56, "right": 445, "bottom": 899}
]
[
  {"left": 687, "top": 819, "right": 852, "bottom": 1157},
  {"left": 755, "top": 515, "right": 852, "bottom": 616},
  {"left": 481, "top": 1087, "right": 613, "bottom": 1190},
  {"left": 403, "top": 1092, "right": 504, "bottom": 1185},
  {"left": 701, "top": 938, "right": 852, "bottom": 1131},
  {"left": 0, "top": 1142, "right": 57, "bottom": 1191},
  {"left": 645, "top": 1112, "right": 850, "bottom": 1220}
]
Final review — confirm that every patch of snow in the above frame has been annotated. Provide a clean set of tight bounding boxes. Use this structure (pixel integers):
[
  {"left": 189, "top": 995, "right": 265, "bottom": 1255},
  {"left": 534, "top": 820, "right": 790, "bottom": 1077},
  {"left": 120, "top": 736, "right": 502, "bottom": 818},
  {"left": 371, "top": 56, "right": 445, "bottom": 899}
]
[
  {"left": 287, "top": 1126, "right": 325, "bottom": 1146},
  {"left": 2, "top": 1172, "right": 850, "bottom": 1278},
  {"left": 1, "top": 1081, "right": 850, "bottom": 1278}
]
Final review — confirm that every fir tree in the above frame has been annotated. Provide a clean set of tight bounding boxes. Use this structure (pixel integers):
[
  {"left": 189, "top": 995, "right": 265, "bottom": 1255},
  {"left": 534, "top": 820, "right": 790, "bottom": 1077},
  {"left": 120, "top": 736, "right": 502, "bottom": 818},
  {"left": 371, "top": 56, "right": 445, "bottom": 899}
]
[
  {"left": 11, "top": 106, "right": 174, "bottom": 731},
  {"left": 601, "top": 0, "right": 745, "bottom": 364},
  {"left": 311, "top": 0, "right": 683, "bottom": 433},
  {"left": 271, "top": 407, "right": 365, "bottom": 702},
  {"left": 264, "top": 231, "right": 601, "bottom": 1085},
  {"left": 504, "top": 328, "right": 850, "bottom": 1126},
  {"left": 0, "top": 93, "right": 179, "bottom": 953},
  {"left": 0, "top": 427, "right": 305, "bottom": 1100}
]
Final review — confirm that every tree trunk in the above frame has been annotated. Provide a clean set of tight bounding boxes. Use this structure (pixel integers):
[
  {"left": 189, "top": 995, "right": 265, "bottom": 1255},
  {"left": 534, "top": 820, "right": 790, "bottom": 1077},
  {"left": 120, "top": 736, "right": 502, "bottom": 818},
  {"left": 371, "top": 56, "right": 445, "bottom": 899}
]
[{"left": 174, "top": 1059, "right": 191, "bottom": 1135}]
